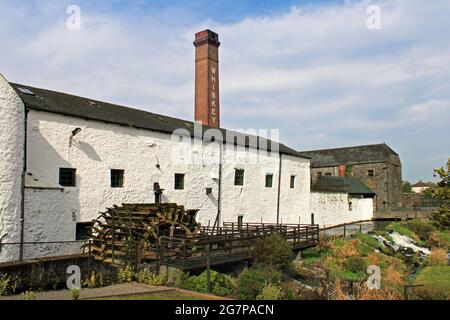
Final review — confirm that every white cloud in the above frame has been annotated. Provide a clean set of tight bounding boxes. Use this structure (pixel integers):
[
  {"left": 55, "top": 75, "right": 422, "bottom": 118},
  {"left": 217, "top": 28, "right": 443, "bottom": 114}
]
[{"left": 0, "top": 0, "right": 449, "bottom": 181}]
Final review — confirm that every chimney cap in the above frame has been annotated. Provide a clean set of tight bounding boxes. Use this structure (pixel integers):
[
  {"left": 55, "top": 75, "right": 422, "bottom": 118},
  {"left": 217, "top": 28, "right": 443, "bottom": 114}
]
[{"left": 194, "top": 29, "right": 220, "bottom": 47}]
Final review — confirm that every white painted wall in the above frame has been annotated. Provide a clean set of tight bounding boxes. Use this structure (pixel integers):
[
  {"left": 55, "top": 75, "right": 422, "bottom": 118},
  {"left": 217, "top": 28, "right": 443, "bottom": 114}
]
[
  {"left": 24, "top": 110, "right": 311, "bottom": 240},
  {"left": 310, "top": 192, "right": 373, "bottom": 228},
  {"left": 0, "top": 76, "right": 25, "bottom": 262}
]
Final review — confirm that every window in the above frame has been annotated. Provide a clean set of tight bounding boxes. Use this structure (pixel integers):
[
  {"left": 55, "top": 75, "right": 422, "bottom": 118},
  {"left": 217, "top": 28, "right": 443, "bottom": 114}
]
[
  {"left": 265, "top": 174, "right": 273, "bottom": 188},
  {"left": 324, "top": 172, "right": 332, "bottom": 176},
  {"left": 175, "top": 174, "right": 185, "bottom": 190},
  {"left": 234, "top": 169, "right": 245, "bottom": 186},
  {"left": 59, "top": 168, "right": 76, "bottom": 187},
  {"left": 238, "top": 215, "right": 244, "bottom": 230},
  {"left": 349, "top": 201, "right": 353, "bottom": 211},
  {"left": 317, "top": 172, "right": 323, "bottom": 178},
  {"left": 76, "top": 222, "right": 93, "bottom": 240},
  {"left": 290, "top": 175, "right": 296, "bottom": 189},
  {"left": 111, "top": 169, "right": 124, "bottom": 188},
  {"left": 367, "top": 170, "right": 374, "bottom": 177}
]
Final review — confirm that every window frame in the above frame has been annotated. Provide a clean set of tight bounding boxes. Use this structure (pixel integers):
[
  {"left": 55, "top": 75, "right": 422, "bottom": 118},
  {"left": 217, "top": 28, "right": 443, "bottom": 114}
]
[
  {"left": 265, "top": 174, "right": 274, "bottom": 188},
  {"left": 290, "top": 175, "right": 296, "bottom": 189},
  {"left": 367, "top": 169, "right": 375, "bottom": 177},
  {"left": 174, "top": 173, "right": 185, "bottom": 190},
  {"left": 234, "top": 169, "right": 245, "bottom": 186},
  {"left": 110, "top": 169, "right": 125, "bottom": 188},
  {"left": 59, "top": 168, "right": 77, "bottom": 187}
]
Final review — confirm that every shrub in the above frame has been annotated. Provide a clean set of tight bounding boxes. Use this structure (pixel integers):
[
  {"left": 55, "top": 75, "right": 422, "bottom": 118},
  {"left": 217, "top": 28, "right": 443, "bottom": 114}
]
[
  {"left": 256, "top": 284, "right": 284, "bottom": 300},
  {"left": 236, "top": 266, "right": 282, "bottom": 300},
  {"left": 250, "top": 234, "right": 293, "bottom": 271},
  {"left": 183, "top": 270, "right": 234, "bottom": 297},
  {"left": 424, "top": 248, "right": 448, "bottom": 266},
  {"left": 84, "top": 271, "right": 104, "bottom": 288},
  {"left": 21, "top": 291, "right": 36, "bottom": 300},
  {"left": 136, "top": 269, "right": 165, "bottom": 286},
  {"left": 343, "top": 256, "right": 367, "bottom": 273},
  {"left": 406, "top": 219, "right": 436, "bottom": 241},
  {"left": 117, "top": 265, "right": 134, "bottom": 283},
  {"left": 332, "top": 239, "right": 359, "bottom": 258},
  {"left": 69, "top": 288, "right": 80, "bottom": 300},
  {"left": 0, "top": 273, "right": 19, "bottom": 296}
]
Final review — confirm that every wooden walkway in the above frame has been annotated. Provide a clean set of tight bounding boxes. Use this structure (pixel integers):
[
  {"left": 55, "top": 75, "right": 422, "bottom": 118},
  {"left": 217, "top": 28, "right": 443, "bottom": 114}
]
[{"left": 158, "top": 223, "right": 319, "bottom": 270}]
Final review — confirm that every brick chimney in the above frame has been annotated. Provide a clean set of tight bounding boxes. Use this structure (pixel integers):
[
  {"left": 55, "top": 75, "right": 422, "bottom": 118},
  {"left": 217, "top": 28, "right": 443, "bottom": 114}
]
[{"left": 194, "top": 29, "right": 220, "bottom": 128}]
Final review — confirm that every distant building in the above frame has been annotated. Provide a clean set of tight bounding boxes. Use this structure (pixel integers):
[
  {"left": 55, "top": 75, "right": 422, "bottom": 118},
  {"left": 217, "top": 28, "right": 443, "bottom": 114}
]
[
  {"left": 411, "top": 181, "right": 431, "bottom": 194},
  {"left": 299, "top": 143, "right": 402, "bottom": 211}
]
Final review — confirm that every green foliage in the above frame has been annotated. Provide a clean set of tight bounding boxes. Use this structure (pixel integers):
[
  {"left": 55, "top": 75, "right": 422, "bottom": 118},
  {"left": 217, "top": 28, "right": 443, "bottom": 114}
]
[
  {"left": 118, "top": 265, "right": 134, "bottom": 283},
  {"left": 183, "top": 270, "right": 234, "bottom": 297},
  {"left": 256, "top": 284, "right": 284, "bottom": 300},
  {"left": 0, "top": 273, "right": 19, "bottom": 296},
  {"left": 406, "top": 219, "right": 436, "bottom": 242},
  {"left": 236, "top": 266, "right": 283, "bottom": 300},
  {"left": 402, "top": 181, "right": 412, "bottom": 193},
  {"left": 429, "top": 158, "right": 450, "bottom": 228},
  {"left": 136, "top": 269, "right": 165, "bottom": 286},
  {"left": 84, "top": 271, "right": 104, "bottom": 288},
  {"left": 343, "top": 256, "right": 367, "bottom": 273},
  {"left": 412, "top": 266, "right": 450, "bottom": 300},
  {"left": 386, "top": 222, "right": 423, "bottom": 244},
  {"left": 250, "top": 234, "right": 294, "bottom": 271},
  {"left": 69, "top": 288, "right": 80, "bottom": 300},
  {"left": 21, "top": 290, "right": 36, "bottom": 300}
]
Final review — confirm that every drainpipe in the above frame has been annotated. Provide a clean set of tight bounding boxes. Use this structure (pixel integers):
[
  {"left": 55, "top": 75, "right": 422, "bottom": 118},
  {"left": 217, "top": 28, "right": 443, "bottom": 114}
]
[
  {"left": 276, "top": 153, "right": 282, "bottom": 225},
  {"left": 19, "top": 109, "right": 29, "bottom": 260},
  {"left": 212, "top": 142, "right": 223, "bottom": 233}
]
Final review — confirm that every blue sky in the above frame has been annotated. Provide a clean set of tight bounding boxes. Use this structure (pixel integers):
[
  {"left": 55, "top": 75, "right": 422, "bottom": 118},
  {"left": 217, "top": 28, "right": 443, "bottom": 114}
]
[{"left": 0, "top": 0, "right": 449, "bottom": 182}]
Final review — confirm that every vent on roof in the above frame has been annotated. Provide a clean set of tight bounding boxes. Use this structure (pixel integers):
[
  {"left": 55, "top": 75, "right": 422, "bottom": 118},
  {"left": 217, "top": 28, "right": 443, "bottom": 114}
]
[
  {"left": 88, "top": 100, "right": 98, "bottom": 107},
  {"left": 17, "top": 87, "right": 35, "bottom": 95},
  {"left": 157, "top": 116, "right": 168, "bottom": 123}
]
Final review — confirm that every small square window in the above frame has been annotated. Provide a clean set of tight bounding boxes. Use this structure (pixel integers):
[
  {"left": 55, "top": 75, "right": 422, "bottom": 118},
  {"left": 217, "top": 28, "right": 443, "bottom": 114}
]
[
  {"left": 265, "top": 174, "right": 273, "bottom": 188},
  {"left": 175, "top": 174, "right": 185, "bottom": 190},
  {"left": 290, "top": 175, "right": 296, "bottom": 189},
  {"left": 111, "top": 169, "right": 124, "bottom": 188},
  {"left": 234, "top": 169, "right": 245, "bottom": 186},
  {"left": 59, "top": 168, "right": 76, "bottom": 187},
  {"left": 367, "top": 170, "right": 374, "bottom": 177}
]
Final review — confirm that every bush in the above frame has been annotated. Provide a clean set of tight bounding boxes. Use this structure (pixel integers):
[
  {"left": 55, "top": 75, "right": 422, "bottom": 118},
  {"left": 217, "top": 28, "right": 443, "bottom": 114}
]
[
  {"left": 136, "top": 269, "right": 165, "bottom": 286},
  {"left": 84, "top": 271, "right": 104, "bottom": 288},
  {"left": 256, "top": 284, "right": 283, "bottom": 300},
  {"left": 0, "top": 273, "right": 19, "bottom": 296},
  {"left": 343, "top": 256, "right": 367, "bottom": 273},
  {"left": 424, "top": 248, "right": 448, "bottom": 266},
  {"left": 406, "top": 219, "right": 436, "bottom": 241},
  {"left": 250, "top": 234, "right": 293, "bottom": 271},
  {"left": 69, "top": 288, "right": 80, "bottom": 300},
  {"left": 183, "top": 270, "right": 234, "bottom": 297},
  {"left": 21, "top": 291, "right": 36, "bottom": 300},
  {"left": 236, "top": 266, "right": 282, "bottom": 300},
  {"left": 118, "top": 265, "right": 134, "bottom": 283}
]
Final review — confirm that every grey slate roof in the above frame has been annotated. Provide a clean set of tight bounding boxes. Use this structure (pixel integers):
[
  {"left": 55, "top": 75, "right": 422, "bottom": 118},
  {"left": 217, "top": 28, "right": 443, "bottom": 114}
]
[
  {"left": 299, "top": 143, "right": 398, "bottom": 167},
  {"left": 10, "top": 83, "right": 308, "bottom": 159}
]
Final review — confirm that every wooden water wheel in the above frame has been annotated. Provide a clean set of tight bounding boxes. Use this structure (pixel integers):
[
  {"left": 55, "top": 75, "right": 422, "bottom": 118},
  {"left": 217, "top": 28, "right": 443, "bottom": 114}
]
[{"left": 89, "top": 203, "right": 200, "bottom": 267}]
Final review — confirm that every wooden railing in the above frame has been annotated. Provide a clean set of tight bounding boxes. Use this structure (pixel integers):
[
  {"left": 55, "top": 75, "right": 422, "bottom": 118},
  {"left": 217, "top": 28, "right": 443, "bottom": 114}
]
[{"left": 159, "top": 222, "right": 319, "bottom": 270}]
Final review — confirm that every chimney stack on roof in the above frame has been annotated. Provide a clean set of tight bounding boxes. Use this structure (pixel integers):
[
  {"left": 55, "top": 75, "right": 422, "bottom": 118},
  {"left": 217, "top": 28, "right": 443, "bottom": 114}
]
[{"left": 194, "top": 29, "right": 220, "bottom": 128}]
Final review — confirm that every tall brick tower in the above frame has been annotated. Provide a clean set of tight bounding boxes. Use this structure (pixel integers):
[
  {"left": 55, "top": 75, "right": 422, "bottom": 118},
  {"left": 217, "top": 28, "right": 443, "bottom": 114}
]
[{"left": 194, "top": 29, "right": 220, "bottom": 128}]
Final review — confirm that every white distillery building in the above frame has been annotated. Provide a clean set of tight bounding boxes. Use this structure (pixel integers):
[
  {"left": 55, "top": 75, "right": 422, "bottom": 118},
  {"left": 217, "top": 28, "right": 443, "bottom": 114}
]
[{"left": 0, "top": 30, "right": 374, "bottom": 262}]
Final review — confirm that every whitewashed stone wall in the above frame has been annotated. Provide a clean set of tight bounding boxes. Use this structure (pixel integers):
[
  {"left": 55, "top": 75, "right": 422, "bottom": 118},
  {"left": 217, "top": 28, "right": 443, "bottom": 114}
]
[
  {"left": 310, "top": 192, "right": 373, "bottom": 228},
  {"left": 25, "top": 110, "right": 311, "bottom": 239},
  {"left": 0, "top": 76, "right": 25, "bottom": 262}
]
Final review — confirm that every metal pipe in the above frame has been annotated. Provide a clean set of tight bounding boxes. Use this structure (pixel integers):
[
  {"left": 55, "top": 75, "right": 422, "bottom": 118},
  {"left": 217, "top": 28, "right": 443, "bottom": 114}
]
[
  {"left": 276, "top": 154, "right": 282, "bottom": 225},
  {"left": 19, "top": 109, "right": 29, "bottom": 261}
]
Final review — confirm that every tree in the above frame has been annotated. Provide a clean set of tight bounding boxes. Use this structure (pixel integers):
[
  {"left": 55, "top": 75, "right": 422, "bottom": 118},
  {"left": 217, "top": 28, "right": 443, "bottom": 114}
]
[
  {"left": 250, "top": 234, "right": 293, "bottom": 271},
  {"left": 402, "top": 181, "right": 412, "bottom": 193},
  {"left": 429, "top": 158, "right": 450, "bottom": 228}
]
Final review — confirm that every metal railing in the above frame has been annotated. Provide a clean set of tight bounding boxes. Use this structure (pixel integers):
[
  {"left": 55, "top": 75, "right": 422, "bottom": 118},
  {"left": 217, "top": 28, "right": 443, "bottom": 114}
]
[{"left": 0, "top": 240, "right": 89, "bottom": 264}]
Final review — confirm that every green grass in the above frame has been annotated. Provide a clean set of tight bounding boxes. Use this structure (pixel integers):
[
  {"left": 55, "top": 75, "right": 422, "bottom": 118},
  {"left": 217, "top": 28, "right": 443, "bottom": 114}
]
[
  {"left": 95, "top": 291, "right": 207, "bottom": 300},
  {"left": 412, "top": 266, "right": 450, "bottom": 299},
  {"left": 439, "top": 230, "right": 450, "bottom": 248}
]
